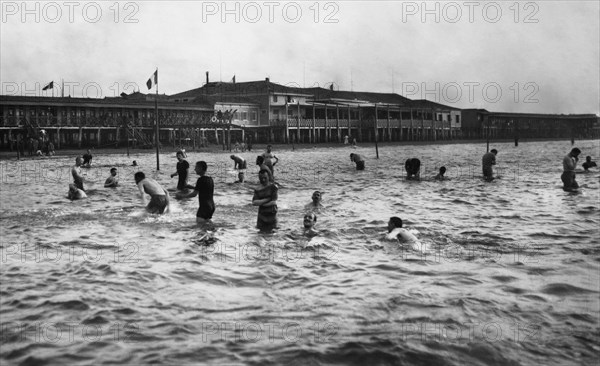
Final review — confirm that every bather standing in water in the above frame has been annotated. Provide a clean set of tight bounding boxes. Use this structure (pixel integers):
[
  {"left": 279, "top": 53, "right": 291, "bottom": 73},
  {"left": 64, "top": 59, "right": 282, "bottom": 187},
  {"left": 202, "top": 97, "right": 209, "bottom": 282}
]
[
  {"left": 405, "top": 158, "right": 421, "bottom": 180},
  {"left": 104, "top": 168, "right": 119, "bottom": 188},
  {"left": 561, "top": 148, "right": 581, "bottom": 190},
  {"left": 252, "top": 170, "right": 278, "bottom": 232},
  {"left": 71, "top": 157, "right": 85, "bottom": 191},
  {"left": 482, "top": 149, "right": 498, "bottom": 181},
  {"left": 256, "top": 155, "right": 274, "bottom": 183},
  {"left": 171, "top": 151, "right": 194, "bottom": 191},
  {"left": 261, "top": 145, "right": 279, "bottom": 178},
  {"left": 134, "top": 171, "right": 170, "bottom": 214},
  {"left": 350, "top": 153, "right": 365, "bottom": 170},
  {"left": 177, "top": 161, "right": 215, "bottom": 223}
]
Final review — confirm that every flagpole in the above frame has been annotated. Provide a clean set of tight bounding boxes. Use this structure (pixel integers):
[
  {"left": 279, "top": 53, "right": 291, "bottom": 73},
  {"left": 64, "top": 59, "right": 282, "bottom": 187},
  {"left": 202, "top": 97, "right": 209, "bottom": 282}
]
[{"left": 155, "top": 68, "right": 160, "bottom": 171}]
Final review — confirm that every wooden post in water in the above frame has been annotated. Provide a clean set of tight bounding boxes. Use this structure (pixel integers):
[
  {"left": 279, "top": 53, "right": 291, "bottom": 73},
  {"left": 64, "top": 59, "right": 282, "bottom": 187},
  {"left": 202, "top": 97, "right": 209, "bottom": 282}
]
[{"left": 374, "top": 104, "right": 379, "bottom": 159}]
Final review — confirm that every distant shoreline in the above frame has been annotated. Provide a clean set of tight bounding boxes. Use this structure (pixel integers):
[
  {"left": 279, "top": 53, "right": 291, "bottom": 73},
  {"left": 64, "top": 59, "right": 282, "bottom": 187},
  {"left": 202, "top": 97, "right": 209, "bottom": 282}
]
[{"left": 0, "top": 137, "right": 597, "bottom": 161}]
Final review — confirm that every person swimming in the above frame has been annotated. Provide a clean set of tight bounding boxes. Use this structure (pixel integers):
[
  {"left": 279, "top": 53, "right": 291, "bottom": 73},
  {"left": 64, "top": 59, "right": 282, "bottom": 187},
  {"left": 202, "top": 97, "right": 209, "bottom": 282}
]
[
  {"left": 434, "top": 166, "right": 448, "bottom": 181},
  {"left": 304, "top": 191, "right": 323, "bottom": 212},
  {"left": 385, "top": 216, "right": 420, "bottom": 246},
  {"left": 582, "top": 156, "right": 597, "bottom": 171},
  {"left": 303, "top": 212, "right": 319, "bottom": 237}
]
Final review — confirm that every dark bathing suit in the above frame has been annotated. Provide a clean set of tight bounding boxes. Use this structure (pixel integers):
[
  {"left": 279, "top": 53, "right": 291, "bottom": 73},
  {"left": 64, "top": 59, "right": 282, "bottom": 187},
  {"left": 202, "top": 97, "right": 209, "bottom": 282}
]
[
  {"left": 253, "top": 183, "right": 278, "bottom": 231},
  {"left": 176, "top": 160, "right": 190, "bottom": 190},
  {"left": 195, "top": 176, "right": 215, "bottom": 220},
  {"left": 405, "top": 158, "right": 421, "bottom": 177},
  {"left": 72, "top": 169, "right": 84, "bottom": 191},
  {"left": 82, "top": 153, "right": 92, "bottom": 166},
  {"left": 146, "top": 195, "right": 168, "bottom": 214}
]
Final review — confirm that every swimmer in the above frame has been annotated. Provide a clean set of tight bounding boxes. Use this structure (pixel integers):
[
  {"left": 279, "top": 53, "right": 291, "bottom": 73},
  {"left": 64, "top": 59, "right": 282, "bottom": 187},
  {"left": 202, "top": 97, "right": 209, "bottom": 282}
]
[
  {"left": 582, "top": 156, "right": 597, "bottom": 171},
  {"left": 230, "top": 154, "right": 247, "bottom": 170},
  {"left": 177, "top": 161, "right": 215, "bottom": 223},
  {"left": 71, "top": 157, "right": 85, "bottom": 191},
  {"left": 385, "top": 216, "right": 420, "bottom": 245},
  {"left": 261, "top": 145, "right": 279, "bottom": 176},
  {"left": 256, "top": 155, "right": 274, "bottom": 182},
  {"left": 350, "top": 153, "right": 365, "bottom": 170},
  {"left": 482, "top": 149, "right": 498, "bottom": 181},
  {"left": 82, "top": 149, "right": 93, "bottom": 167},
  {"left": 252, "top": 170, "right": 278, "bottom": 232},
  {"left": 305, "top": 191, "right": 323, "bottom": 212},
  {"left": 134, "top": 171, "right": 170, "bottom": 214},
  {"left": 405, "top": 158, "right": 421, "bottom": 180},
  {"left": 104, "top": 167, "right": 119, "bottom": 188},
  {"left": 434, "top": 166, "right": 448, "bottom": 181},
  {"left": 170, "top": 151, "right": 194, "bottom": 190},
  {"left": 561, "top": 147, "right": 581, "bottom": 190},
  {"left": 67, "top": 183, "right": 87, "bottom": 200},
  {"left": 132, "top": 160, "right": 138, "bottom": 166},
  {"left": 303, "top": 212, "right": 318, "bottom": 237}
]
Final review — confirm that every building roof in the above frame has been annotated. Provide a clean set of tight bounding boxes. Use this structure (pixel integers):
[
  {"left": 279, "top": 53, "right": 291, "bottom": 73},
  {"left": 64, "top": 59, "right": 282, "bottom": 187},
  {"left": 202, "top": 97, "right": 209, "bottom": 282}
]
[{"left": 0, "top": 94, "right": 214, "bottom": 110}]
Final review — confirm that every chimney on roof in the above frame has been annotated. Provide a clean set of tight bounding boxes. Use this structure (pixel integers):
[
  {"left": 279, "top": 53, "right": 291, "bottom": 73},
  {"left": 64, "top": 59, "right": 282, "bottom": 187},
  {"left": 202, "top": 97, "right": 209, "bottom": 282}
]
[
  {"left": 330, "top": 84, "right": 334, "bottom": 91},
  {"left": 265, "top": 77, "right": 270, "bottom": 83},
  {"left": 206, "top": 71, "right": 209, "bottom": 84}
]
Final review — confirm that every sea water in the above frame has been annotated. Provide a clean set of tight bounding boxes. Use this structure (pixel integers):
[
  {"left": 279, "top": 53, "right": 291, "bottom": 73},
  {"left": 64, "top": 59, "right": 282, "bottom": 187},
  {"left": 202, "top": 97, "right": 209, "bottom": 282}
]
[{"left": 1, "top": 140, "right": 598, "bottom": 365}]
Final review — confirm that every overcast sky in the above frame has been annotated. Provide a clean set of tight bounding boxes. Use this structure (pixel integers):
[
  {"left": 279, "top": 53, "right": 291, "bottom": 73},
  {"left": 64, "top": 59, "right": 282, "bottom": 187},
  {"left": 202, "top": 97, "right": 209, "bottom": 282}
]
[{"left": 1, "top": 1, "right": 598, "bottom": 114}]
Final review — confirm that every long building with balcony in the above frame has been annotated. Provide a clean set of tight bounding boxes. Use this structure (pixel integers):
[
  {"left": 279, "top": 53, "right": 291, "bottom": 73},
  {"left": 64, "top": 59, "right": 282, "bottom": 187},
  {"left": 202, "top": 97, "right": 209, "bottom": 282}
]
[{"left": 1, "top": 77, "right": 597, "bottom": 150}]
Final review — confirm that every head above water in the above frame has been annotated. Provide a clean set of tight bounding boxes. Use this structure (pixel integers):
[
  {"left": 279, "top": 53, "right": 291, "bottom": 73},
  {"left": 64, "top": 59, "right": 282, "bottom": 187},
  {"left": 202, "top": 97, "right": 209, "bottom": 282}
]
[
  {"left": 439, "top": 166, "right": 446, "bottom": 175},
  {"left": 132, "top": 160, "right": 138, "bottom": 166},
  {"left": 110, "top": 167, "right": 117, "bottom": 175},
  {"left": 312, "top": 191, "right": 322, "bottom": 203},
  {"left": 258, "top": 169, "right": 270, "bottom": 184},
  {"left": 586, "top": 156, "right": 592, "bottom": 162},
  {"left": 238, "top": 171, "right": 245, "bottom": 183},
  {"left": 490, "top": 149, "right": 498, "bottom": 155},
  {"left": 134, "top": 171, "right": 145, "bottom": 184},
  {"left": 388, "top": 216, "right": 403, "bottom": 232},
  {"left": 303, "top": 212, "right": 317, "bottom": 229}
]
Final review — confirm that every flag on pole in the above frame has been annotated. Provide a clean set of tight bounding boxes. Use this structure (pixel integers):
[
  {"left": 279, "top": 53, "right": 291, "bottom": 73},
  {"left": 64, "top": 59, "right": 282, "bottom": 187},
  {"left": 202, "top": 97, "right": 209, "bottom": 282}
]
[
  {"left": 146, "top": 70, "right": 158, "bottom": 90},
  {"left": 42, "top": 81, "right": 54, "bottom": 91}
]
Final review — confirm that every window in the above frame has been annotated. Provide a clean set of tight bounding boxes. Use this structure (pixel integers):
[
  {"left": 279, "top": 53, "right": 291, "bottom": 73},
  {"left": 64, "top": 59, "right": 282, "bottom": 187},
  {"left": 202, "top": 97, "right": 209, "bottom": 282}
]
[
  {"left": 456, "top": 115, "right": 460, "bottom": 124},
  {"left": 241, "top": 112, "right": 247, "bottom": 120},
  {"left": 273, "top": 95, "right": 278, "bottom": 103},
  {"left": 251, "top": 111, "right": 257, "bottom": 121}
]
